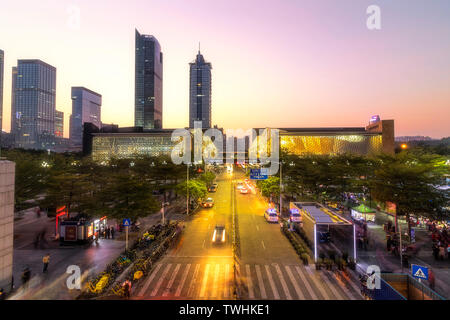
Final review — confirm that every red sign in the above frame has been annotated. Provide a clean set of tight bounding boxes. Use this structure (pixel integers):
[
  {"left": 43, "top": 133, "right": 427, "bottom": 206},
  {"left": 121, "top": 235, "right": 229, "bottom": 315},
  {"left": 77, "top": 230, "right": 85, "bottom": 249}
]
[{"left": 65, "top": 226, "right": 77, "bottom": 241}]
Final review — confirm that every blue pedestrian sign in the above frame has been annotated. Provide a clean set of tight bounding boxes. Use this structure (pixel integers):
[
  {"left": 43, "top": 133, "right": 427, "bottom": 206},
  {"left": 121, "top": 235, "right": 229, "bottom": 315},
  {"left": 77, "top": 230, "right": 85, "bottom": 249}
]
[
  {"left": 411, "top": 264, "right": 429, "bottom": 280},
  {"left": 250, "top": 168, "right": 268, "bottom": 180},
  {"left": 122, "top": 219, "right": 131, "bottom": 227}
]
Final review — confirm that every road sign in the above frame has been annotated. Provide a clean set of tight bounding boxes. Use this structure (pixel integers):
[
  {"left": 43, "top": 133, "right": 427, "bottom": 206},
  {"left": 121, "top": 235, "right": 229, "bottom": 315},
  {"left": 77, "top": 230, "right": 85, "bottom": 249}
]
[
  {"left": 250, "top": 168, "right": 268, "bottom": 180},
  {"left": 123, "top": 218, "right": 131, "bottom": 227},
  {"left": 411, "top": 264, "right": 429, "bottom": 280}
]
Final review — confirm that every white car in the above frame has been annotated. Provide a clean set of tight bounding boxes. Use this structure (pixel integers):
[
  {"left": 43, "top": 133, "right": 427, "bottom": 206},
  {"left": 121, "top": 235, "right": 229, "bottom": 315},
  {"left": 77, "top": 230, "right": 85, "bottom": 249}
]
[
  {"left": 264, "top": 209, "right": 279, "bottom": 223},
  {"left": 289, "top": 209, "right": 302, "bottom": 223},
  {"left": 236, "top": 182, "right": 244, "bottom": 189}
]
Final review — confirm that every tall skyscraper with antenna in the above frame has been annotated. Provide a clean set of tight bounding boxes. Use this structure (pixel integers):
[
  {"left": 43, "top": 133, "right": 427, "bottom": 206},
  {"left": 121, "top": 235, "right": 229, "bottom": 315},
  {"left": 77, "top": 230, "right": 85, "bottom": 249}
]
[{"left": 189, "top": 44, "right": 212, "bottom": 129}]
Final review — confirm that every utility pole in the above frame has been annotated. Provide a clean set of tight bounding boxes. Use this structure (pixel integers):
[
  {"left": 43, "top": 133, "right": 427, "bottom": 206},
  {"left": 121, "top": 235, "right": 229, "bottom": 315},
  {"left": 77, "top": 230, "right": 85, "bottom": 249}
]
[
  {"left": 279, "top": 161, "right": 282, "bottom": 216},
  {"left": 186, "top": 164, "right": 190, "bottom": 215}
]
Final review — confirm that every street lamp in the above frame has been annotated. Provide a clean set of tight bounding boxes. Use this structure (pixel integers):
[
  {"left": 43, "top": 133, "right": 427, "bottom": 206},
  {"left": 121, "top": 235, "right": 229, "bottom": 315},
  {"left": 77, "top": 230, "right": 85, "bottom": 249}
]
[{"left": 186, "top": 163, "right": 190, "bottom": 215}]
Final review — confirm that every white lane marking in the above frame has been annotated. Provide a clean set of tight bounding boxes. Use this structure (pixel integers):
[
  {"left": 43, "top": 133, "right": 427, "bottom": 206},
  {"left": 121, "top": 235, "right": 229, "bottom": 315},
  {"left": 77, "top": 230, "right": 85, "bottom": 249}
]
[
  {"left": 139, "top": 263, "right": 162, "bottom": 296},
  {"left": 175, "top": 264, "right": 191, "bottom": 297},
  {"left": 211, "top": 264, "right": 220, "bottom": 298},
  {"left": 320, "top": 271, "right": 345, "bottom": 300},
  {"left": 202, "top": 239, "right": 206, "bottom": 249},
  {"left": 151, "top": 264, "right": 172, "bottom": 296},
  {"left": 261, "top": 240, "right": 266, "bottom": 250},
  {"left": 255, "top": 265, "right": 267, "bottom": 299},
  {"left": 256, "top": 225, "right": 259, "bottom": 231},
  {"left": 265, "top": 265, "right": 280, "bottom": 299},
  {"left": 162, "top": 264, "right": 181, "bottom": 296},
  {"left": 223, "top": 264, "right": 230, "bottom": 298},
  {"left": 274, "top": 264, "right": 292, "bottom": 300},
  {"left": 245, "top": 264, "right": 255, "bottom": 299},
  {"left": 199, "top": 264, "right": 211, "bottom": 297},
  {"left": 285, "top": 266, "right": 305, "bottom": 299},
  {"left": 187, "top": 264, "right": 201, "bottom": 297},
  {"left": 295, "top": 266, "right": 319, "bottom": 300}
]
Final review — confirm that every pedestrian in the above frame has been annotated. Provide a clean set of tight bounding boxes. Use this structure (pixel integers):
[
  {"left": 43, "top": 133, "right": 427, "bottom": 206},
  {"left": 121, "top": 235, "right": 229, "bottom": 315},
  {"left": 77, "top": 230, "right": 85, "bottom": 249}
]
[
  {"left": 438, "top": 245, "right": 445, "bottom": 261},
  {"left": 387, "top": 237, "right": 391, "bottom": 252},
  {"left": 122, "top": 280, "right": 131, "bottom": 299},
  {"left": 110, "top": 226, "right": 115, "bottom": 239},
  {"left": 428, "top": 269, "right": 435, "bottom": 290},
  {"left": 42, "top": 253, "right": 50, "bottom": 273},
  {"left": 432, "top": 244, "right": 439, "bottom": 260},
  {"left": 106, "top": 227, "right": 111, "bottom": 239},
  {"left": 21, "top": 267, "right": 31, "bottom": 289},
  {"left": 11, "top": 276, "right": 14, "bottom": 292}
]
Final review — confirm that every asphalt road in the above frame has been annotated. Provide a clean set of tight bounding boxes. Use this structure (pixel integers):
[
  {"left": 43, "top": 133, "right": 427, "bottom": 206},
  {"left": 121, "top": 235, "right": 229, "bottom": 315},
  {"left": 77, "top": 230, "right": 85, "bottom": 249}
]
[{"left": 136, "top": 168, "right": 363, "bottom": 300}]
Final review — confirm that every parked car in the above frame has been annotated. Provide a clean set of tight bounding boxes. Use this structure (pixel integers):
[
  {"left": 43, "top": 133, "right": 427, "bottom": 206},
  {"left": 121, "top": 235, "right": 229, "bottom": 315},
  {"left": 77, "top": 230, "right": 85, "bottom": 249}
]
[{"left": 208, "top": 184, "right": 218, "bottom": 192}]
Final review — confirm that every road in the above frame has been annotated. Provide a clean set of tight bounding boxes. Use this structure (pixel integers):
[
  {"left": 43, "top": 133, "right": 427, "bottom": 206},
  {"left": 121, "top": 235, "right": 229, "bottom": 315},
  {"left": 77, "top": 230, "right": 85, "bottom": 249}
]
[{"left": 136, "top": 168, "right": 363, "bottom": 300}]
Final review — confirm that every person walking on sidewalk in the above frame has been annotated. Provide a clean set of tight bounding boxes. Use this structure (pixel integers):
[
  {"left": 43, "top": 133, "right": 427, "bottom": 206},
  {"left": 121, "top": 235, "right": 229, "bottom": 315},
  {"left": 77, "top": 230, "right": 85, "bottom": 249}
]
[
  {"left": 42, "top": 253, "right": 50, "bottom": 273},
  {"left": 21, "top": 267, "right": 31, "bottom": 289},
  {"left": 110, "top": 226, "right": 115, "bottom": 239}
]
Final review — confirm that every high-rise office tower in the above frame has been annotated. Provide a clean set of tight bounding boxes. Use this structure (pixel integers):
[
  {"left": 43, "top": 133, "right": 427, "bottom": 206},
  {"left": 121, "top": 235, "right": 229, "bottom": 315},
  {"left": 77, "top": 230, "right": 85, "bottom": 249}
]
[
  {"left": 0, "top": 50, "right": 4, "bottom": 133},
  {"left": 189, "top": 48, "right": 212, "bottom": 129},
  {"left": 12, "top": 60, "right": 56, "bottom": 149},
  {"left": 54, "top": 110, "right": 64, "bottom": 137},
  {"left": 70, "top": 87, "right": 102, "bottom": 147},
  {"left": 10, "top": 67, "right": 17, "bottom": 138},
  {"left": 135, "top": 29, "right": 163, "bottom": 129}
]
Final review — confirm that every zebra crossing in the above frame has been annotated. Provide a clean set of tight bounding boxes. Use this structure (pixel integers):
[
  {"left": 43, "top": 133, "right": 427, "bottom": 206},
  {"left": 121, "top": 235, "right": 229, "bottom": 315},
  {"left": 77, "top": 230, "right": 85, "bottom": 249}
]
[{"left": 137, "top": 262, "right": 363, "bottom": 300}]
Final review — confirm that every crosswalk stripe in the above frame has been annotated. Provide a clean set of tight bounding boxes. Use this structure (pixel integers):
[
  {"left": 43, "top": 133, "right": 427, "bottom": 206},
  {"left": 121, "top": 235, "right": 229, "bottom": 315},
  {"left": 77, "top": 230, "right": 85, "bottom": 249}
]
[
  {"left": 319, "top": 271, "right": 345, "bottom": 300},
  {"left": 284, "top": 266, "right": 305, "bottom": 299},
  {"left": 246, "top": 264, "right": 255, "bottom": 299},
  {"left": 255, "top": 265, "right": 267, "bottom": 299},
  {"left": 295, "top": 266, "right": 319, "bottom": 300},
  {"left": 211, "top": 264, "right": 220, "bottom": 298},
  {"left": 175, "top": 264, "right": 191, "bottom": 297},
  {"left": 199, "top": 264, "right": 211, "bottom": 297},
  {"left": 303, "top": 266, "right": 330, "bottom": 300},
  {"left": 151, "top": 264, "right": 172, "bottom": 296},
  {"left": 139, "top": 263, "right": 162, "bottom": 296},
  {"left": 274, "top": 264, "right": 292, "bottom": 300},
  {"left": 223, "top": 264, "right": 230, "bottom": 298},
  {"left": 265, "top": 265, "right": 280, "bottom": 299},
  {"left": 187, "top": 264, "right": 201, "bottom": 297},
  {"left": 162, "top": 264, "right": 181, "bottom": 296}
]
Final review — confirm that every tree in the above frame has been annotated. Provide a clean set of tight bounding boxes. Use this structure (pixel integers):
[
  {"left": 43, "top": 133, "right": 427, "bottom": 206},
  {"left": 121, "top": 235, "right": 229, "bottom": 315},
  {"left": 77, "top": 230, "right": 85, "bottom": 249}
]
[
  {"left": 369, "top": 152, "right": 449, "bottom": 237},
  {"left": 199, "top": 171, "right": 216, "bottom": 187},
  {"left": 99, "top": 172, "right": 161, "bottom": 222},
  {"left": 258, "top": 176, "right": 280, "bottom": 201},
  {"left": 176, "top": 179, "right": 207, "bottom": 204}
]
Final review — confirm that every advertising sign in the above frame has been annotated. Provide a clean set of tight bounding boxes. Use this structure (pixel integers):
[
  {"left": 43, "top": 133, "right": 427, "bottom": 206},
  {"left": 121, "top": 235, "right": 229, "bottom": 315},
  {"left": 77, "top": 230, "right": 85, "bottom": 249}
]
[{"left": 65, "top": 225, "right": 77, "bottom": 241}]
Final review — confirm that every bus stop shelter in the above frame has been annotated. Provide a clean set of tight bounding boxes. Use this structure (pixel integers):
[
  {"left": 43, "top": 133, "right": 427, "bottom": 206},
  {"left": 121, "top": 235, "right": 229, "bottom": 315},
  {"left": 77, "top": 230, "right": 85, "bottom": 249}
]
[{"left": 290, "top": 202, "right": 356, "bottom": 262}]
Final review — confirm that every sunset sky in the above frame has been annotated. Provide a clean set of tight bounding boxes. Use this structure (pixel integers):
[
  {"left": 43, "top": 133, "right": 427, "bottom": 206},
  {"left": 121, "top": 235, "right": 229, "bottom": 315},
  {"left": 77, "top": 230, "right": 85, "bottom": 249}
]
[{"left": 0, "top": 0, "right": 449, "bottom": 138}]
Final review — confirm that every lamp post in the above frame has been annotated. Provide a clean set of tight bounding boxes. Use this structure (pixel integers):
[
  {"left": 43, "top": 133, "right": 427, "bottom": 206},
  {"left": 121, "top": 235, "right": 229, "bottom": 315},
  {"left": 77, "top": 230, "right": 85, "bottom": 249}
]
[
  {"left": 186, "top": 163, "right": 190, "bottom": 215},
  {"left": 279, "top": 161, "right": 283, "bottom": 216}
]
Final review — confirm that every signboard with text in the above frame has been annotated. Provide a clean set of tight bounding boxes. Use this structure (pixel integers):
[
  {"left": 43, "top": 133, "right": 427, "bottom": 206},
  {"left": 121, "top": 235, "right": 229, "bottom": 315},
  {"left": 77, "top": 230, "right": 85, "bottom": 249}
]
[{"left": 250, "top": 168, "right": 268, "bottom": 180}]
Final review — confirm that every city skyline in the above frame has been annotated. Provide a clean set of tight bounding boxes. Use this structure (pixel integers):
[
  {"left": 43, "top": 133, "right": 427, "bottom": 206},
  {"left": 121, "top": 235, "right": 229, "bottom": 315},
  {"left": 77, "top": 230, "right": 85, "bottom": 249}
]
[{"left": 0, "top": 0, "right": 449, "bottom": 139}]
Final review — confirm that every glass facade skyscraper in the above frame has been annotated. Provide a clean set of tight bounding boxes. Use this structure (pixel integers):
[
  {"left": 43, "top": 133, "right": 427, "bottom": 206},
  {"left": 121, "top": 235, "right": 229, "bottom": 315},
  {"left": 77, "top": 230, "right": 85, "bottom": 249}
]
[
  {"left": 0, "top": 50, "right": 4, "bottom": 133},
  {"left": 135, "top": 29, "right": 163, "bottom": 130},
  {"left": 70, "top": 87, "right": 102, "bottom": 147},
  {"left": 189, "top": 49, "right": 212, "bottom": 129},
  {"left": 12, "top": 60, "right": 56, "bottom": 149}
]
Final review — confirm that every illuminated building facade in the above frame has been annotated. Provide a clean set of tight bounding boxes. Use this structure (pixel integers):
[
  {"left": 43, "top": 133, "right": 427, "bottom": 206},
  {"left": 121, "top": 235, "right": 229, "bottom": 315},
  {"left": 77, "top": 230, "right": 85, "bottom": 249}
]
[
  {"left": 91, "top": 130, "right": 176, "bottom": 162},
  {"left": 0, "top": 50, "right": 3, "bottom": 133}
]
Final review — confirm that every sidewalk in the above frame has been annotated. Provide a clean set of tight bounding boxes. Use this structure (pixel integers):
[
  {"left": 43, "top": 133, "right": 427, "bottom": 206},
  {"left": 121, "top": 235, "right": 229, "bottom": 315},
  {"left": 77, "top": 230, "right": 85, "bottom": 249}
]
[
  {"left": 9, "top": 203, "right": 187, "bottom": 300},
  {"left": 348, "top": 211, "right": 450, "bottom": 299}
]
